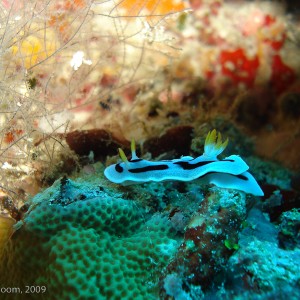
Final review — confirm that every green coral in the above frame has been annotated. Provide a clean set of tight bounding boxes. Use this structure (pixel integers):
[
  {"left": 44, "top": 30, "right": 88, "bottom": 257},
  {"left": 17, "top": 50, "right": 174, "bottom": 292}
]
[{"left": 0, "top": 177, "right": 180, "bottom": 299}]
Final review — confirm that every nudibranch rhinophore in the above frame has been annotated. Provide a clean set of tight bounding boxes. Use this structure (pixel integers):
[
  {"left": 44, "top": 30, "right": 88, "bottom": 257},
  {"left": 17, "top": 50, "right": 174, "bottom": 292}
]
[{"left": 104, "top": 130, "right": 264, "bottom": 196}]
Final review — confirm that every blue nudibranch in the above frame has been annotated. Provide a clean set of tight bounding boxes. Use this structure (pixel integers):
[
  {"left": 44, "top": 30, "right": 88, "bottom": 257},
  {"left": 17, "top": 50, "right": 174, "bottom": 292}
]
[{"left": 104, "top": 130, "right": 264, "bottom": 196}]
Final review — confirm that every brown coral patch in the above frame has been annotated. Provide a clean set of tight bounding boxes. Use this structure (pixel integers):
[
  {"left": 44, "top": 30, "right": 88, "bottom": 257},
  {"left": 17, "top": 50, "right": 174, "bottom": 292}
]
[
  {"left": 255, "top": 130, "right": 300, "bottom": 170},
  {"left": 65, "top": 129, "right": 129, "bottom": 160},
  {"left": 143, "top": 125, "right": 193, "bottom": 158}
]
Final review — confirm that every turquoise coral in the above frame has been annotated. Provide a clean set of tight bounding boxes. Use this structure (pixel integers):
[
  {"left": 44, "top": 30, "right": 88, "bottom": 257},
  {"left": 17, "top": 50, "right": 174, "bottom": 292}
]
[{"left": 0, "top": 177, "right": 180, "bottom": 299}]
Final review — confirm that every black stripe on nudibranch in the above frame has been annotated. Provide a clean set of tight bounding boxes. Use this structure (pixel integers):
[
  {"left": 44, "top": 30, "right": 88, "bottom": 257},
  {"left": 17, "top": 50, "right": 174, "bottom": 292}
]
[
  {"left": 197, "top": 171, "right": 249, "bottom": 180},
  {"left": 236, "top": 174, "right": 248, "bottom": 181},
  {"left": 173, "top": 159, "right": 235, "bottom": 170},
  {"left": 173, "top": 160, "right": 215, "bottom": 170},
  {"left": 222, "top": 159, "right": 235, "bottom": 162},
  {"left": 129, "top": 158, "right": 143, "bottom": 162},
  {"left": 115, "top": 163, "right": 123, "bottom": 173},
  {"left": 128, "top": 164, "right": 169, "bottom": 173}
]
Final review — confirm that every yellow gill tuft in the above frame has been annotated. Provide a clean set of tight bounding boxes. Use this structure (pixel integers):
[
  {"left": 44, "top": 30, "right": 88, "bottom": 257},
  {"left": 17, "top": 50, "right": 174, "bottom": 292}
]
[
  {"left": 204, "top": 129, "right": 229, "bottom": 157},
  {"left": 118, "top": 148, "right": 129, "bottom": 165}
]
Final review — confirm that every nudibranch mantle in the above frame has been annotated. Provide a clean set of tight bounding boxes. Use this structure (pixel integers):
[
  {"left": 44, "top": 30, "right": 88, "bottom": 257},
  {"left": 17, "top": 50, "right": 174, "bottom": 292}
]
[{"left": 104, "top": 130, "right": 264, "bottom": 196}]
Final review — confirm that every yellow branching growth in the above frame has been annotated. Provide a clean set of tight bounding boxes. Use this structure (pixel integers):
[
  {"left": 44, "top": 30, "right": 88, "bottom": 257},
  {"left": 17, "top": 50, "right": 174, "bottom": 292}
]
[
  {"left": 11, "top": 28, "right": 59, "bottom": 69},
  {"left": 117, "top": 0, "right": 187, "bottom": 16}
]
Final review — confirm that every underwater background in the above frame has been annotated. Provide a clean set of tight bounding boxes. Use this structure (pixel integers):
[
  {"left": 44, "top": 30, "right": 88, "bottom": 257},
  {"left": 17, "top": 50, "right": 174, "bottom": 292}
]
[{"left": 0, "top": 0, "right": 300, "bottom": 299}]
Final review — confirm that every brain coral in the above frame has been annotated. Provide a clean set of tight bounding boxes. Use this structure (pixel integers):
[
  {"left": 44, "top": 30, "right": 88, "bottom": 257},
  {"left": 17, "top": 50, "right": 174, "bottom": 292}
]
[{"left": 0, "top": 177, "right": 179, "bottom": 299}]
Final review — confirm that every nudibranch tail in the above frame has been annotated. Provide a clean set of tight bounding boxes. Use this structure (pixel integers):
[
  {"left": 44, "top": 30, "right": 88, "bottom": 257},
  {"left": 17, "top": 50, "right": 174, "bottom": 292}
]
[{"left": 204, "top": 129, "right": 229, "bottom": 158}]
